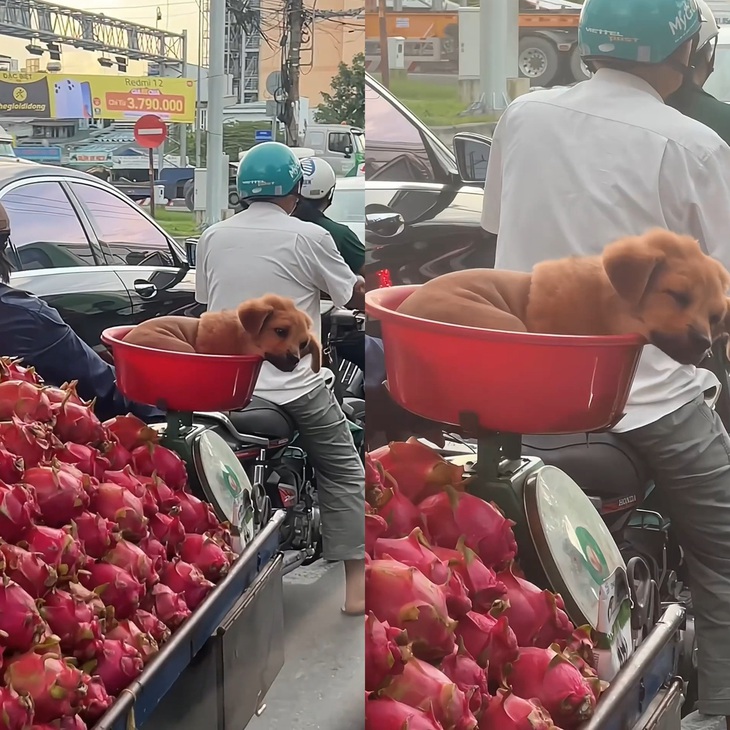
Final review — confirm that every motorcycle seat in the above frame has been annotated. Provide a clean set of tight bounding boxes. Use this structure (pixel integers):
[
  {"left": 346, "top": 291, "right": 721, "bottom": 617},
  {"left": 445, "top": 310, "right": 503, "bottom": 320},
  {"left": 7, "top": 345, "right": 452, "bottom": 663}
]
[
  {"left": 521, "top": 432, "right": 651, "bottom": 501},
  {"left": 226, "top": 397, "right": 296, "bottom": 441}
]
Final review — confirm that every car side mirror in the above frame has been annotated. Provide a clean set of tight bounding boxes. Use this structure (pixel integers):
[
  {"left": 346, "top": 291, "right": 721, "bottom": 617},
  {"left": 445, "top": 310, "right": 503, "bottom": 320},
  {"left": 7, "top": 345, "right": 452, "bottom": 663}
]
[
  {"left": 185, "top": 237, "right": 198, "bottom": 268},
  {"left": 453, "top": 132, "right": 492, "bottom": 186},
  {"left": 366, "top": 212, "right": 405, "bottom": 239},
  {"left": 344, "top": 144, "right": 353, "bottom": 158}
]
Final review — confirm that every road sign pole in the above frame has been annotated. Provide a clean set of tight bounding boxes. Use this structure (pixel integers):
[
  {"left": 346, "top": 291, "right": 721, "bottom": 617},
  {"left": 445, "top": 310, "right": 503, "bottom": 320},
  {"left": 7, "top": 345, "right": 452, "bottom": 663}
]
[{"left": 148, "top": 148, "right": 156, "bottom": 218}]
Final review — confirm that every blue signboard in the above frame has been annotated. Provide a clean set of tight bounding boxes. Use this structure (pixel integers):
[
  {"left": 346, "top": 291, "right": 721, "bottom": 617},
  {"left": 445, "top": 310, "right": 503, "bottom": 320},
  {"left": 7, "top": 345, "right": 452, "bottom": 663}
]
[
  {"left": 254, "top": 129, "right": 273, "bottom": 142},
  {"left": 13, "top": 146, "right": 63, "bottom": 164}
]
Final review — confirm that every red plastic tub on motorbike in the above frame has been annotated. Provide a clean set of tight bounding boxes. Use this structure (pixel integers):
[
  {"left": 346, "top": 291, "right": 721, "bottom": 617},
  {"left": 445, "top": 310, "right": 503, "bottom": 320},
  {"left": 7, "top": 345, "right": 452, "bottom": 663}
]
[
  {"left": 366, "top": 286, "right": 644, "bottom": 434},
  {"left": 101, "top": 326, "right": 263, "bottom": 412}
]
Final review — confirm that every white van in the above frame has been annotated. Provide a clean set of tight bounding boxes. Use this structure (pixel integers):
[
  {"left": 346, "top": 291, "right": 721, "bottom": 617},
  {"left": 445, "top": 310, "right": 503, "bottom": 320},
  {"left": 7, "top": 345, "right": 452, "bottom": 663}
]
[
  {"left": 0, "top": 126, "right": 16, "bottom": 159},
  {"left": 302, "top": 124, "right": 364, "bottom": 177}
]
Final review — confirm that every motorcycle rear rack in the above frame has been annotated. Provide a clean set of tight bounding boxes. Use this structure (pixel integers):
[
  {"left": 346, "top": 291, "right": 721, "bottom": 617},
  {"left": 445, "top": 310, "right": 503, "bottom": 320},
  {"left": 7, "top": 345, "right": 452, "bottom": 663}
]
[{"left": 194, "top": 412, "right": 273, "bottom": 449}]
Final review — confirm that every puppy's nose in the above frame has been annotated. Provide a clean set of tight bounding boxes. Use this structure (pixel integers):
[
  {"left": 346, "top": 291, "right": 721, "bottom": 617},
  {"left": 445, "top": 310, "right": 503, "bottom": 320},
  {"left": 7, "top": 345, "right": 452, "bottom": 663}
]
[{"left": 688, "top": 329, "right": 712, "bottom": 351}]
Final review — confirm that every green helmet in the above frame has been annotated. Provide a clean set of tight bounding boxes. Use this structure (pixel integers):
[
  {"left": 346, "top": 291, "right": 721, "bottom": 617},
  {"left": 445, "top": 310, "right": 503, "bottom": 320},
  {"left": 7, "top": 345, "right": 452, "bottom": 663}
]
[
  {"left": 237, "top": 141, "right": 303, "bottom": 200},
  {"left": 579, "top": 0, "right": 701, "bottom": 64}
]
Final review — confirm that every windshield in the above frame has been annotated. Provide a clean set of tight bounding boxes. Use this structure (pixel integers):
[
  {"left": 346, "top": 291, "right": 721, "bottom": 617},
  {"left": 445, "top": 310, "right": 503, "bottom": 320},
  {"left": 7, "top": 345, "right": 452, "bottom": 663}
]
[
  {"left": 704, "top": 45, "right": 730, "bottom": 102},
  {"left": 353, "top": 132, "right": 365, "bottom": 153},
  {"left": 0, "top": 141, "right": 15, "bottom": 158},
  {"left": 328, "top": 186, "right": 365, "bottom": 223}
]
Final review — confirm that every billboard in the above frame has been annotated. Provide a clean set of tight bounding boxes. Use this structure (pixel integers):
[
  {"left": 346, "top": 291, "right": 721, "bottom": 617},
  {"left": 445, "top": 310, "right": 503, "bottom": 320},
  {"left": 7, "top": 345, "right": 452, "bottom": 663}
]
[{"left": 0, "top": 73, "right": 196, "bottom": 123}]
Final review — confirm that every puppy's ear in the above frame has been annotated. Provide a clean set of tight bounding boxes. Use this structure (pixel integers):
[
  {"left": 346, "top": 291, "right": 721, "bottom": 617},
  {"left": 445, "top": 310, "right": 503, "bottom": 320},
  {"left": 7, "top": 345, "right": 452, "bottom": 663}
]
[
  {"left": 602, "top": 236, "right": 663, "bottom": 305},
  {"left": 302, "top": 335, "right": 322, "bottom": 373},
  {"left": 237, "top": 298, "right": 274, "bottom": 335}
]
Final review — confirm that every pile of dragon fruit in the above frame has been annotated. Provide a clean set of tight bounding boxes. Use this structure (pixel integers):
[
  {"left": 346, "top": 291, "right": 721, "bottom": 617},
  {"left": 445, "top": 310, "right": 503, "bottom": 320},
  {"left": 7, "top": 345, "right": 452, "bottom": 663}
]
[
  {"left": 365, "top": 438, "right": 609, "bottom": 730},
  {"left": 0, "top": 357, "right": 236, "bottom": 730}
]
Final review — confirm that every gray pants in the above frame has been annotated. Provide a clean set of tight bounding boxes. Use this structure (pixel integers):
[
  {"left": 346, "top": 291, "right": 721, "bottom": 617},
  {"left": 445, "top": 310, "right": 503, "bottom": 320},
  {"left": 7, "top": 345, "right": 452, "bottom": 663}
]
[
  {"left": 618, "top": 395, "right": 730, "bottom": 716},
  {"left": 282, "top": 382, "right": 364, "bottom": 562}
]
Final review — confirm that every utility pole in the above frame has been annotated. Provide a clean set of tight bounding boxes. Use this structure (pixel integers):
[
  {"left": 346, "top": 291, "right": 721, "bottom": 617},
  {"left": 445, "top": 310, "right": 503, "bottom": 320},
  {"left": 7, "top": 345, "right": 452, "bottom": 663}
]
[
  {"left": 285, "top": 0, "right": 303, "bottom": 146},
  {"left": 480, "top": 0, "right": 518, "bottom": 114},
  {"left": 206, "top": 0, "right": 226, "bottom": 224},
  {"left": 179, "top": 29, "right": 188, "bottom": 167},
  {"left": 378, "top": 0, "right": 390, "bottom": 88}
]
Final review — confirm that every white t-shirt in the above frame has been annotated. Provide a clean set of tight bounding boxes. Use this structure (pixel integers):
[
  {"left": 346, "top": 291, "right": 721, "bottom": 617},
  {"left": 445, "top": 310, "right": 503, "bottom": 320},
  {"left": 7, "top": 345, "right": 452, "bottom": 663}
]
[
  {"left": 482, "top": 68, "right": 730, "bottom": 432},
  {"left": 195, "top": 202, "right": 357, "bottom": 404}
]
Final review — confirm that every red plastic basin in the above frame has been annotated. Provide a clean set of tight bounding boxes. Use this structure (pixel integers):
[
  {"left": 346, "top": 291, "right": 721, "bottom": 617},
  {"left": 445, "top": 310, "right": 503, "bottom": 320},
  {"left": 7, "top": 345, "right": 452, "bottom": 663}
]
[
  {"left": 366, "top": 286, "right": 644, "bottom": 434},
  {"left": 101, "top": 326, "right": 263, "bottom": 412}
]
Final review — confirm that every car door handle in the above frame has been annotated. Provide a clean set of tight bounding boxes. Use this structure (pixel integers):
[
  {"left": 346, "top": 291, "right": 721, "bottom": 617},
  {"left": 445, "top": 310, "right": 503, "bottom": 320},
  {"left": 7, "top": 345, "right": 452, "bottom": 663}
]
[{"left": 134, "top": 280, "right": 158, "bottom": 299}]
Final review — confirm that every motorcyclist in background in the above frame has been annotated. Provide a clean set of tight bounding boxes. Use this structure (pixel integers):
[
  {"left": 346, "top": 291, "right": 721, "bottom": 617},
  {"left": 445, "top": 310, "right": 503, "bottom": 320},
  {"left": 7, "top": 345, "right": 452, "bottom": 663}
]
[
  {"left": 293, "top": 157, "right": 365, "bottom": 372},
  {"left": 0, "top": 203, "right": 161, "bottom": 422},
  {"left": 667, "top": 0, "right": 730, "bottom": 144}
]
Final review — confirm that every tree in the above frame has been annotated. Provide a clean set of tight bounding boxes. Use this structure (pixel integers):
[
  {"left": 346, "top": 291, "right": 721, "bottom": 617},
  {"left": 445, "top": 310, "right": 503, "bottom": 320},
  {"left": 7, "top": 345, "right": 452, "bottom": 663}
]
[
  {"left": 315, "top": 53, "right": 365, "bottom": 128},
  {"left": 187, "top": 121, "right": 269, "bottom": 166}
]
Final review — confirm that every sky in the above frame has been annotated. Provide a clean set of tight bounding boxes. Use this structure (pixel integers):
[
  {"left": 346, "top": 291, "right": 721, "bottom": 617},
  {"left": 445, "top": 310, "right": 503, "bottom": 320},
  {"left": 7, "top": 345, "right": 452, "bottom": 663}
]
[{"left": 2, "top": 0, "right": 204, "bottom": 75}]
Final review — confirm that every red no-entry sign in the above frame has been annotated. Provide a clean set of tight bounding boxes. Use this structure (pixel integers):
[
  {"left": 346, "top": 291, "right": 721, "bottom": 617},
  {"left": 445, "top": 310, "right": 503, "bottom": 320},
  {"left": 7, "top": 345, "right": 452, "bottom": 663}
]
[{"left": 134, "top": 114, "right": 168, "bottom": 149}]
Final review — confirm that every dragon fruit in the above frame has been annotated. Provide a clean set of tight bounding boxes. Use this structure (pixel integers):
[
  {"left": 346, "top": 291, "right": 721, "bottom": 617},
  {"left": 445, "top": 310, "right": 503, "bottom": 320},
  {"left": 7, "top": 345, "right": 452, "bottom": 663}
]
[
  {"left": 432, "top": 541, "right": 507, "bottom": 612},
  {"left": 141, "top": 475, "right": 180, "bottom": 513},
  {"left": 365, "top": 612, "right": 411, "bottom": 692},
  {"left": 90, "top": 483, "right": 148, "bottom": 541},
  {"left": 420, "top": 487, "right": 518, "bottom": 569},
  {"left": 103, "top": 539, "right": 159, "bottom": 588},
  {"left": 365, "top": 511, "right": 387, "bottom": 557},
  {"left": 88, "top": 639, "right": 144, "bottom": 696},
  {"left": 132, "top": 609, "right": 171, "bottom": 645},
  {"left": 365, "top": 696, "right": 444, "bottom": 730},
  {"left": 72, "top": 512, "right": 119, "bottom": 559},
  {"left": 4, "top": 652, "right": 85, "bottom": 723},
  {"left": 369, "top": 439, "right": 465, "bottom": 502},
  {"left": 80, "top": 563, "right": 145, "bottom": 620},
  {"left": 380, "top": 657, "right": 478, "bottom": 730},
  {"left": 103, "top": 414, "right": 159, "bottom": 451},
  {"left": 179, "top": 533, "right": 233, "bottom": 582},
  {"left": 0, "top": 543, "right": 57, "bottom": 598},
  {"left": 22, "top": 525, "right": 85, "bottom": 580},
  {"left": 54, "top": 715, "right": 88, "bottom": 730},
  {"left": 377, "top": 488, "right": 422, "bottom": 539},
  {"left": 103, "top": 466, "right": 145, "bottom": 498},
  {"left": 0, "top": 418, "right": 51, "bottom": 468},
  {"left": 559, "top": 626, "right": 601, "bottom": 691},
  {"left": 56, "top": 443, "right": 109, "bottom": 482},
  {"left": 149, "top": 513, "right": 186, "bottom": 555},
  {"left": 106, "top": 619, "right": 159, "bottom": 664},
  {"left": 0, "top": 448, "right": 23, "bottom": 484},
  {"left": 173, "top": 492, "right": 220, "bottom": 534},
  {"left": 0, "top": 577, "right": 50, "bottom": 652},
  {"left": 79, "top": 674, "right": 113, "bottom": 724},
  {"left": 52, "top": 399, "right": 104, "bottom": 445},
  {"left": 138, "top": 536, "right": 168, "bottom": 572},
  {"left": 0, "top": 380, "right": 51, "bottom": 423},
  {"left": 454, "top": 609, "right": 519, "bottom": 682},
  {"left": 496, "top": 564, "right": 574, "bottom": 648},
  {"left": 444, "top": 570, "right": 473, "bottom": 619},
  {"left": 0, "top": 358, "right": 42, "bottom": 386},
  {"left": 39, "top": 589, "right": 103, "bottom": 660},
  {"left": 373, "top": 528, "right": 450, "bottom": 585},
  {"left": 141, "top": 584, "right": 191, "bottom": 628},
  {"left": 479, "top": 689, "right": 557, "bottom": 730},
  {"left": 0, "top": 685, "right": 34, "bottom": 730},
  {"left": 67, "top": 583, "right": 109, "bottom": 622},
  {"left": 0, "top": 482, "right": 36, "bottom": 543},
  {"left": 22, "top": 464, "right": 90, "bottom": 527},
  {"left": 131, "top": 443, "right": 188, "bottom": 490},
  {"left": 505, "top": 646, "right": 603, "bottom": 729},
  {"left": 103, "top": 440, "right": 133, "bottom": 471},
  {"left": 440, "top": 642, "right": 490, "bottom": 719},
  {"left": 43, "top": 381, "right": 83, "bottom": 406},
  {"left": 160, "top": 560, "right": 214, "bottom": 610},
  {"left": 366, "top": 559, "right": 456, "bottom": 661},
  {"left": 365, "top": 453, "right": 396, "bottom": 507}
]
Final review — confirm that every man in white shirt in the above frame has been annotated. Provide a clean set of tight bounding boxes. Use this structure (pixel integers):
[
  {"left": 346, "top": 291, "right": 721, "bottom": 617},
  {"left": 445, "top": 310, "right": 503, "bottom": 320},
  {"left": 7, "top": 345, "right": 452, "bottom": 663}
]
[
  {"left": 483, "top": 0, "right": 730, "bottom": 721},
  {"left": 195, "top": 142, "right": 366, "bottom": 615}
]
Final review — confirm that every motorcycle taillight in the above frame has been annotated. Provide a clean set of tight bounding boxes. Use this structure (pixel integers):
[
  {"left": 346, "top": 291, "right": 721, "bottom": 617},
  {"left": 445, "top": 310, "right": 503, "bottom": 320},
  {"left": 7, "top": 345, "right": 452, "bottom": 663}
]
[
  {"left": 278, "top": 484, "right": 298, "bottom": 508},
  {"left": 377, "top": 269, "right": 392, "bottom": 288}
]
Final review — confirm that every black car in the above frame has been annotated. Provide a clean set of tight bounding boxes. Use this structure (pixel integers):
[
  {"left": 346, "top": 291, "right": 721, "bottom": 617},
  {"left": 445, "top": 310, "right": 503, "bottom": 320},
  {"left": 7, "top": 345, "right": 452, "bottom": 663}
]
[
  {"left": 1, "top": 159, "right": 201, "bottom": 351},
  {"left": 364, "top": 73, "right": 495, "bottom": 289}
]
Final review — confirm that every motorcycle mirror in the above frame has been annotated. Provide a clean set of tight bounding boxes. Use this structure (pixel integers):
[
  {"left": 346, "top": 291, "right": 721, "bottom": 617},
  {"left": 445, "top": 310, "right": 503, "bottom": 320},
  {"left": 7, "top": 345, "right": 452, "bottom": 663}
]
[
  {"left": 366, "top": 212, "right": 405, "bottom": 239},
  {"left": 185, "top": 237, "right": 198, "bottom": 268}
]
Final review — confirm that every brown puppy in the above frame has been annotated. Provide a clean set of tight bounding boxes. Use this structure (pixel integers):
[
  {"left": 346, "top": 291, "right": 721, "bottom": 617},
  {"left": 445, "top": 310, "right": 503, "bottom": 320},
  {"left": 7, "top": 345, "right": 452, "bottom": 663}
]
[
  {"left": 397, "top": 229, "right": 730, "bottom": 366},
  {"left": 123, "top": 294, "right": 321, "bottom": 373}
]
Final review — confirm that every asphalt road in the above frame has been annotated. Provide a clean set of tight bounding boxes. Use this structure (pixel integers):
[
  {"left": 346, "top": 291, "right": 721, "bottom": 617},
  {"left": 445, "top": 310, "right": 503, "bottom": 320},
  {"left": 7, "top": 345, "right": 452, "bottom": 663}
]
[{"left": 247, "top": 559, "right": 364, "bottom": 730}]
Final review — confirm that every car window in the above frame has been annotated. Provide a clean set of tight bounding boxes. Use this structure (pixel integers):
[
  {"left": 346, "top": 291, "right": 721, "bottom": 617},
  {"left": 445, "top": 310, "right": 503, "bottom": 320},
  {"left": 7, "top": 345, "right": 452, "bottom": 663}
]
[
  {"left": 328, "top": 132, "right": 351, "bottom": 154},
  {"left": 365, "top": 81, "right": 435, "bottom": 183},
  {"left": 329, "top": 187, "right": 365, "bottom": 223},
  {"left": 1, "top": 181, "right": 95, "bottom": 270},
  {"left": 69, "top": 182, "right": 173, "bottom": 266}
]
